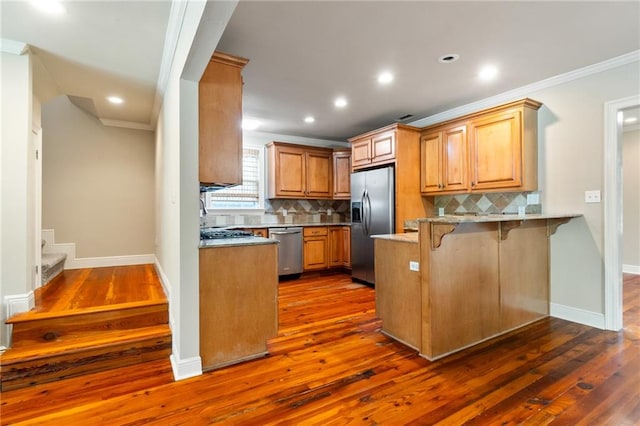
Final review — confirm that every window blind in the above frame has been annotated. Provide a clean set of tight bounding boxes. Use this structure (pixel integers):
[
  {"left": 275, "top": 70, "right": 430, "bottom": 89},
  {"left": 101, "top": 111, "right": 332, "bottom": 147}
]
[{"left": 209, "top": 147, "right": 261, "bottom": 208}]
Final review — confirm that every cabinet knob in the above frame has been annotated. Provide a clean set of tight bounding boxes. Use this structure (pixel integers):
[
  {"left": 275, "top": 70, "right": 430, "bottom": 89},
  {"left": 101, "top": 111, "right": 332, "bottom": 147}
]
[{"left": 471, "top": 181, "right": 476, "bottom": 187}]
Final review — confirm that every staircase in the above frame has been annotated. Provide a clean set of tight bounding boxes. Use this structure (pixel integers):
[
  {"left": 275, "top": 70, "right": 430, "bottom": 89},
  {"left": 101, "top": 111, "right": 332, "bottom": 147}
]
[{"left": 0, "top": 266, "right": 172, "bottom": 391}]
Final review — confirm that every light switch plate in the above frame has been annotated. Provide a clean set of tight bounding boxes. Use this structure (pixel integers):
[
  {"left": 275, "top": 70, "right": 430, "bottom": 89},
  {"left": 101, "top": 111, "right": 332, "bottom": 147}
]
[
  {"left": 585, "top": 190, "right": 601, "bottom": 203},
  {"left": 409, "top": 261, "right": 419, "bottom": 272},
  {"left": 527, "top": 193, "right": 540, "bottom": 205}
]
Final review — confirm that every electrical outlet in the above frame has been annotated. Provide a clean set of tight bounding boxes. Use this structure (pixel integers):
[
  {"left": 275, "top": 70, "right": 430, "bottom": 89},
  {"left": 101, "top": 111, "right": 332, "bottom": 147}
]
[
  {"left": 409, "top": 261, "right": 419, "bottom": 272},
  {"left": 584, "top": 190, "right": 601, "bottom": 203}
]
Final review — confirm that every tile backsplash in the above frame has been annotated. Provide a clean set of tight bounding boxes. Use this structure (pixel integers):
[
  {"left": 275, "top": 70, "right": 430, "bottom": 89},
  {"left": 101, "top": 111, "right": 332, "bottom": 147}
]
[
  {"left": 434, "top": 192, "right": 542, "bottom": 215},
  {"left": 202, "top": 199, "right": 351, "bottom": 227}
]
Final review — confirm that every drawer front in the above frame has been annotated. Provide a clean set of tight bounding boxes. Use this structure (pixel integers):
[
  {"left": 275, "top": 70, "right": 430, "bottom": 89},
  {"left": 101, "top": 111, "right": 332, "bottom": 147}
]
[{"left": 303, "top": 226, "right": 328, "bottom": 237}]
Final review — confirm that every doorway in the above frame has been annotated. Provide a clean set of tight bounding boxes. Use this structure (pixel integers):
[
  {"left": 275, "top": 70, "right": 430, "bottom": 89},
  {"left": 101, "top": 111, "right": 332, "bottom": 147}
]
[{"left": 604, "top": 95, "right": 640, "bottom": 331}]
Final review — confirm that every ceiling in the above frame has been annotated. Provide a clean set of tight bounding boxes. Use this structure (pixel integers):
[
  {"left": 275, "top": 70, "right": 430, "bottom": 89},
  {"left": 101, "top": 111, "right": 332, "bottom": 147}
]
[
  {"left": 1, "top": 1, "right": 638, "bottom": 139},
  {"left": 0, "top": 0, "right": 171, "bottom": 127}
]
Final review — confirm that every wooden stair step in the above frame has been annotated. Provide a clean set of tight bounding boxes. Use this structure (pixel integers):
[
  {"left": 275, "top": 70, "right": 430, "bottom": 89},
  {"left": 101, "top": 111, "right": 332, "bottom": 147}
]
[
  {"left": 8, "top": 300, "right": 168, "bottom": 345},
  {"left": 0, "top": 324, "right": 172, "bottom": 391}
]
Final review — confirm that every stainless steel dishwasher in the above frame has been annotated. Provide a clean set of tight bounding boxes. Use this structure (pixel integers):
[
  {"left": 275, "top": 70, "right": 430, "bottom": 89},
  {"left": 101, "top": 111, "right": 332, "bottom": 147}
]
[{"left": 268, "top": 227, "right": 303, "bottom": 276}]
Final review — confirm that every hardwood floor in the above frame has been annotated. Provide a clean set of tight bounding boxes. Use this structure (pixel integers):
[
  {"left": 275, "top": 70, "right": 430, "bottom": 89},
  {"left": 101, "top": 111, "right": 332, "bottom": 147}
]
[{"left": 1, "top": 272, "right": 638, "bottom": 425}]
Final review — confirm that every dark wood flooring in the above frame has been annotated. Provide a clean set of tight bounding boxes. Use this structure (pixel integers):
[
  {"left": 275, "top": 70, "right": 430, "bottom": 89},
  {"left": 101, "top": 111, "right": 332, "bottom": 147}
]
[{"left": 1, "top": 272, "right": 638, "bottom": 425}]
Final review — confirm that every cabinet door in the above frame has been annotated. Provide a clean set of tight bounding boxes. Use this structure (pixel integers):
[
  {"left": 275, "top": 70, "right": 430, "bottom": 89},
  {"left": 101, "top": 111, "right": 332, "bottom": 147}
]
[
  {"left": 199, "top": 54, "right": 247, "bottom": 185},
  {"left": 305, "top": 151, "right": 332, "bottom": 198},
  {"left": 342, "top": 227, "right": 351, "bottom": 267},
  {"left": 420, "top": 132, "right": 442, "bottom": 193},
  {"left": 469, "top": 110, "right": 522, "bottom": 190},
  {"left": 371, "top": 131, "right": 395, "bottom": 164},
  {"left": 303, "top": 236, "right": 328, "bottom": 270},
  {"left": 442, "top": 125, "right": 468, "bottom": 191},
  {"left": 351, "top": 138, "right": 371, "bottom": 168},
  {"left": 332, "top": 151, "right": 351, "bottom": 199},
  {"left": 328, "top": 227, "right": 343, "bottom": 267},
  {"left": 274, "top": 146, "right": 306, "bottom": 197}
]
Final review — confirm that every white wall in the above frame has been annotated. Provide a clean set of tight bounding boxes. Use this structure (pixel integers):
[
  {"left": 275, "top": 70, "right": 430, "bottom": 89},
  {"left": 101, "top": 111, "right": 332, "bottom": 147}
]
[
  {"left": 623, "top": 128, "right": 640, "bottom": 272},
  {"left": 155, "top": 0, "right": 238, "bottom": 380},
  {"left": 42, "top": 96, "right": 155, "bottom": 258},
  {"left": 1, "top": 49, "right": 35, "bottom": 346}
]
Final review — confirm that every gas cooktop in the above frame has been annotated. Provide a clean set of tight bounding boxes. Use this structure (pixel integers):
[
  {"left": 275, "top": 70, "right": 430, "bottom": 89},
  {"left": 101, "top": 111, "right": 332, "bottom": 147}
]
[{"left": 200, "top": 228, "right": 254, "bottom": 240}]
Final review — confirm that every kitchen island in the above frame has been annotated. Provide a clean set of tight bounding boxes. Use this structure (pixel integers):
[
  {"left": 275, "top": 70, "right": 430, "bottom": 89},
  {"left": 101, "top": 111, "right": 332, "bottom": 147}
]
[
  {"left": 199, "top": 237, "right": 278, "bottom": 370},
  {"left": 373, "top": 213, "right": 580, "bottom": 360}
]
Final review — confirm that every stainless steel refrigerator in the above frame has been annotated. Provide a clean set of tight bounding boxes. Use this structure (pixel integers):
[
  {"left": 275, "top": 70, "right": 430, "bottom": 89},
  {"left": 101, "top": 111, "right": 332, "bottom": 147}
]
[{"left": 350, "top": 166, "right": 394, "bottom": 285}]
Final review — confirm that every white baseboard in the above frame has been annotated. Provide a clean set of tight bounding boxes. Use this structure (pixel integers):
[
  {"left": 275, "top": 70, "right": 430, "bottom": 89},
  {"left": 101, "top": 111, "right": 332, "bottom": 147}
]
[
  {"left": 3, "top": 291, "right": 35, "bottom": 347},
  {"left": 153, "top": 257, "right": 172, "bottom": 300},
  {"left": 170, "top": 353, "right": 202, "bottom": 381},
  {"left": 4, "top": 291, "right": 35, "bottom": 317},
  {"left": 65, "top": 254, "right": 156, "bottom": 269},
  {"left": 550, "top": 302, "right": 605, "bottom": 329},
  {"left": 623, "top": 264, "right": 640, "bottom": 275}
]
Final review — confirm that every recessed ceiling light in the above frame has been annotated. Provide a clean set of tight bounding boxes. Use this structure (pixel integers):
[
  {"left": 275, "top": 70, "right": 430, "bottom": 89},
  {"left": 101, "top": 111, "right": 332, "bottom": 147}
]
[
  {"left": 304, "top": 116, "right": 315, "bottom": 123},
  {"left": 438, "top": 54, "right": 460, "bottom": 63},
  {"left": 242, "top": 118, "right": 261, "bottom": 130},
  {"left": 377, "top": 71, "right": 394, "bottom": 84},
  {"left": 478, "top": 65, "right": 498, "bottom": 81},
  {"left": 30, "top": 0, "right": 66, "bottom": 15},
  {"left": 334, "top": 97, "right": 348, "bottom": 108},
  {"left": 107, "top": 96, "right": 124, "bottom": 104},
  {"left": 624, "top": 116, "right": 638, "bottom": 124}
]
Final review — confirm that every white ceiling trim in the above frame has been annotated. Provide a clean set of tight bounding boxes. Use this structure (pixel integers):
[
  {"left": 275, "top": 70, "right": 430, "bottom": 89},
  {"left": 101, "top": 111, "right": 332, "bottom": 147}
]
[
  {"left": 0, "top": 38, "right": 28, "bottom": 55},
  {"left": 100, "top": 118, "right": 154, "bottom": 132},
  {"left": 409, "top": 50, "right": 640, "bottom": 128}
]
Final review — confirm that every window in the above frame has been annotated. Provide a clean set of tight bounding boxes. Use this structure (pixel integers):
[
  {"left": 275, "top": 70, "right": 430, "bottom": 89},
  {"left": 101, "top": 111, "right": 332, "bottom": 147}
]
[{"left": 207, "top": 146, "right": 264, "bottom": 211}]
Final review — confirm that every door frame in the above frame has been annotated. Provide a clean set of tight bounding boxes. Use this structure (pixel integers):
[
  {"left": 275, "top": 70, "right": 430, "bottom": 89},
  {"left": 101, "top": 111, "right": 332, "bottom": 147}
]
[{"left": 603, "top": 94, "right": 640, "bottom": 331}]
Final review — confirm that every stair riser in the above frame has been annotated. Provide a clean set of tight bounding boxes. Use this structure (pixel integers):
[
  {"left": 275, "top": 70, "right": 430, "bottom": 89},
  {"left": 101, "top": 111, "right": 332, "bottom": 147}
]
[
  {"left": 10, "top": 306, "right": 168, "bottom": 345},
  {"left": 0, "top": 336, "right": 172, "bottom": 391}
]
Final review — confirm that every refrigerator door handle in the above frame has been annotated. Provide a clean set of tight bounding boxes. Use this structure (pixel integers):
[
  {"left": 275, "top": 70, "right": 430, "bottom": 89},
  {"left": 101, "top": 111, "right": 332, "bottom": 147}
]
[
  {"left": 365, "top": 190, "right": 372, "bottom": 236},
  {"left": 361, "top": 190, "right": 368, "bottom": 236}
]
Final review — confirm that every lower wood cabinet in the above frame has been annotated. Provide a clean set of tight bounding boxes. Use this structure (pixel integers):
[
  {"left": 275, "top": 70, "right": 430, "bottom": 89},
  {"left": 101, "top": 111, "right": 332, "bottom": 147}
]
[
  {"left": 303, "top": 227, "right": 329, "bottom": 271},
  {"left": 303, "top": 226, "right": 351, "bottom": 271},
  {"left": 199, "top": 243, "right": 278, "bottom": 370}
]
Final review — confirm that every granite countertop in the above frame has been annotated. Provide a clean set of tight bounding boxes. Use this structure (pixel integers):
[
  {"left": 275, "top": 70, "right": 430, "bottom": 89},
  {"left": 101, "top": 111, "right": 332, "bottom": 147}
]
[
  {"left": 199, "top": 236, "right": 278, "bottom": 249},
  {"left": 371, "top": 233, "right": 419, "bottom": 244},
  {"left": 417, "top": 213, "right": 582, "bottom": 224}
]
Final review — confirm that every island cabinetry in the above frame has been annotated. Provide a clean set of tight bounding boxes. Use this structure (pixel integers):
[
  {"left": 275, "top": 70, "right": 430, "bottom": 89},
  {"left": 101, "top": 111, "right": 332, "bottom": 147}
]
[
  {"left": 267, "top": 142, "right": 332, "bottom": 199},
  {"left": 498, "top": 220, "right": 549, "bottom": 329},
  {"left": 303, "top": 227, "right": 329, "bottom": 270},
  {"left": 332, "top": 150, "right": 351, "bottom": 199},
  {"left": 420, "top": 98, "right": 542, "bottom": 195},
  {"left": 420, "top": 124, "right": 468, "bottom": 194},
  {"left": 372, "top": 214, "right": 577, "bottom": 360},
  {"left": 350, "top": 124, "right": 431, "bottom": 232},
  {"left": 199, "top": 51, "right": 248, "bottom": 186},
  {"left": 199, "top": 243, "right": 278, "bottom": 370},
  {"left": 421, "top": 222, "right": 501, "bottom": 357},
  {"left": 374, "top": 237, "right": 421, "bottom": 349}
]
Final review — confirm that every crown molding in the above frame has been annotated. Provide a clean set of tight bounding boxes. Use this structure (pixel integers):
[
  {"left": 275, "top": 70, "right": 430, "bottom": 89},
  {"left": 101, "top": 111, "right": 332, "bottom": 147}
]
[
  {"left": 409, "top": 50, "right": 640, "bottom": 128},
  {"left": 100, "top": 119, "right": 155, "bottom": 131},
  {"left": 0, "top": 38, "right": 29, "bottom": 55}
]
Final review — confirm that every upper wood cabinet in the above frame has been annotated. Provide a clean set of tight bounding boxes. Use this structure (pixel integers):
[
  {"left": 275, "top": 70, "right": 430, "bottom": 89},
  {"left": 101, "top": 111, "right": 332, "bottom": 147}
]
[
  {"left": 332, "top": 150, "right": 351, "bottom": 199},
  {"left": 198, "top": 51, "right": 249, "bottom": 186},
  {"left": 420, "top": 98, "right": 542, "bottom": 195},
  {"left": 420, "top": 124, "right": 468, "bottom": 194},
  {"left": 349, "top": 124, "right": 429, "bottom": 233},
  {"left": 350, "top": 129, "right": 396, "bottom": 169},
  {"left": 267, "top": 142, "right": 332, "bottom": 199}
]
